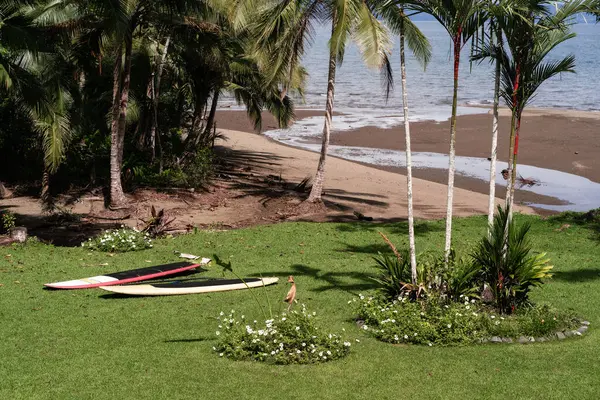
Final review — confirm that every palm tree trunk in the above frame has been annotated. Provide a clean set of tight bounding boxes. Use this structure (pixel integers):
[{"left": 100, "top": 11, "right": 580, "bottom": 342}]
[
  {"left": 488, "top": 25, "right": 502, "bottom": 231},
  {"left": 150, "top": 36, "right": 170, "bottom": 161},
  {"left": 203, "top": 90, "right": 219, "bottom": 140},
  {"left": 399, "top": 19, "right": 417, "bottom": 285},
  {"left": 505, "top": 63, "right": 521, "bottom": 220},
  {"left": 444, "top": 32, "right": 462, "bottom": 263},
  {"left": 41, "top": 167, "right": 53, "bottom": 212},
  {"left": 509, "top": 113, "right": 522, "bottom": 210},
  {"left": 110, "top": 35, "right": 133, "bottom": 208},
  {"left": 308, "top": 17, "right": 337, "bottom": 203},
  {"left": 109, "top": 44, "right": 125, "bottom": 208},
  {"left": 0, "top": 181, "right": 11, "bottom": 199}
]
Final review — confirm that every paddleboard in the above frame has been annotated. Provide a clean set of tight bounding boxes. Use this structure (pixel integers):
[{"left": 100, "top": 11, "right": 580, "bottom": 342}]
[
  {"left": 99, "top": 277, "right": 279, "bottom": 296},
  {"left": 44, "top": 259, "right": 210, "bottom": 289}
]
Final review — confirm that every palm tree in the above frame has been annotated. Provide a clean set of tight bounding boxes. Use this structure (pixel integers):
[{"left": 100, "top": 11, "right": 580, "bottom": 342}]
[
  {"left": 376, "top": 2, "right": 431, "bottom": 284},
  {"left": 410, "top": 0, "right": 486, "bottom": 263},
  {"left": 0, "top": 0, "right": 73, "bottom": 205},
  {"left": 255, "top": 0, "right": 393, "bottom": 203},
  {"left": 475, "top": 0, "right": 594, "bottom": 215}
]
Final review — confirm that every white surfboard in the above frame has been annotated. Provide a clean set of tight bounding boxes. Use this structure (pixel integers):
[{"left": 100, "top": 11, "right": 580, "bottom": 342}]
[{"left": 99, "top": 277, "right": 279, "bottom": 296}]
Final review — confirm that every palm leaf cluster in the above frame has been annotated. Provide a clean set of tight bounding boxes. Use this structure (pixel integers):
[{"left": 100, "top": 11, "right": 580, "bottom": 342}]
[{"left": 472, "top": 206, "right": 553, "bottom": 313}]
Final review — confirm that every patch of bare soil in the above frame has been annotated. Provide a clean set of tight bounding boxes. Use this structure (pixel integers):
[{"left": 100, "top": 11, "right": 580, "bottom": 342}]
[{"left": 0, "top": 167, "right": 346, "bottom": 247}]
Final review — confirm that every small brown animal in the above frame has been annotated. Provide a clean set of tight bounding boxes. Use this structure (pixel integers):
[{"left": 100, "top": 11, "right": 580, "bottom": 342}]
[{"left": 284, "top": 275, "right": 296, "bottom": 310}]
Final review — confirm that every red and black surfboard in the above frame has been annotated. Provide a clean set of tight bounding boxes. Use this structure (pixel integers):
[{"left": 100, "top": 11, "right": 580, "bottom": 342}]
[{"left": 44, "top": 260, "right": 210, "bottom": 289}]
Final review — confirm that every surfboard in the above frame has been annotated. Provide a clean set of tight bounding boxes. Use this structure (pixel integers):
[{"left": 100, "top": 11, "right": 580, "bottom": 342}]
[
  {"left": 99, "top": 277, "right": 279, "bottom": 296},
  {"left": 44, "top": 259, "right": 210, "bottom": 289}
]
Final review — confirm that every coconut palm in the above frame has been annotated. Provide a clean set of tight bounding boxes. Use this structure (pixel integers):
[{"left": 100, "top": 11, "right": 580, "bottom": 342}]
[
  {"left": 375, "top": 1, "right": 432, "bottom": 284},
  {"left": 254, "top": 0, "right": 393, "bottom": 203},
  {"left": 409, "top": 0, "right": 486, "bottom": 263}
]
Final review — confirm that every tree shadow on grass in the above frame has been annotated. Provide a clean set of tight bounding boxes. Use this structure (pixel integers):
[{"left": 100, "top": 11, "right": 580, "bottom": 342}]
[
  {"left": 553, "top": 268, "right": 600, "bottom": 282},
  {"left": 335, "top": 219, "right": 444, "bottom": 236},
  {"left": 252, "top": 264, "right": 377, "bottom": 295},
  {"left": 164, "top": 337, "right": 210, "bottom": 343}
]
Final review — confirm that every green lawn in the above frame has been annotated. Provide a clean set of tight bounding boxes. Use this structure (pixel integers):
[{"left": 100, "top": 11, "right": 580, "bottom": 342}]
[{"left": 1, "top": 214, "right": 599, "bottom": 399}]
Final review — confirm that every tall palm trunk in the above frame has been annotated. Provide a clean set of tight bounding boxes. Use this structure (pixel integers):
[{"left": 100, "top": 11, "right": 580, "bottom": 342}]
[
  {"left": 444, "top": 31, "right": 462, "bottom": 263},
  {"left": 508, "top": 112, "right": 522, "bottom": 211},
  {"left": 109, "top": 34, "right": 134, "bottom": 208},
  {"left": 203, "top": 90, "right": 219, "bottom": 139},
  {"left": 399, "top": 18, "right": 417, "bottom": 285},
  {"left": 308, "top": 17, "right": 337, "bottom": 203},
  {"left": 505, "top": 63, "right": 521, "bottom": 220},
  {"left": 109, "top": 44, "right": 125, "bottom": 207},
  {"left": 488, "top": 25, "right": 502, "bottom": 232},
  {"left": 150, "top": 36, "right": 170, "bottom": 161}
]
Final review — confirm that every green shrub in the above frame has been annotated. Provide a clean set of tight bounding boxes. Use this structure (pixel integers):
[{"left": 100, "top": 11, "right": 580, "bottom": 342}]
[
  {"left": 472, "top": 206, "right": 553, "bottom": 314},
  {"left": 371, "top": 245, "right": 480, "bottom": 302},
  {"left": 81, "top": 227, "right": 152, "bottom": 252},
  {"left": 0, "top": 210, "right": 16, "bottom": 233},
  {"left": 214, "top": 306, "right": 352, "bottom": 364},
  {"left": 354, "top": 295, "right": 580, "bottom": 346},
  {"left": 130, "top": 148, "right": 214, "bottom": 189}
]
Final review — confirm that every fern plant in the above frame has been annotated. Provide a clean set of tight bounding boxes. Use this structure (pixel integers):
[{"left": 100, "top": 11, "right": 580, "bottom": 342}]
[{"left": 472, "top": 206, "right": 553, "bottom": 314}]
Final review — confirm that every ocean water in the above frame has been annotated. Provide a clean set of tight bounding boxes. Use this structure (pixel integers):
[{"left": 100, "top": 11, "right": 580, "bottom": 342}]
[
  {"left": 297, "top": 21, "right": 600, "bottom": 113},
  {"left": 227, "top": 22, "right": 600, "bottom": 211}
]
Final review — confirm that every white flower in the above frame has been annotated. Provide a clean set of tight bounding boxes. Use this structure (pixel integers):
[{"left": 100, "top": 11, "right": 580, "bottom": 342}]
[
  {"left": 355, "top": 339, "right": 360, "bottom": 343},
  {"left": 271, "top": 351, "right": 276, "bottom": 355},
  {"left": 362, "top": 325, "right": 368, "bottom": 330},
  {"left": 295, "top": 326, "right": 300, "bottom": 331},
  {"left": 302, "top": 342, "right": 306, "bottom": 347},
  {"left": 447, "top": 324, "right": 451, "bottom": 328},
  {"left": 491, "top": 315, "right": 496, "bottom": 319},
  {"left": 215, "top": 331, "right": 220, "bottom": 336},
  {"left": 428, "top": 343, "right": 432, "bottom": 347},
  {"left": 343, "top": 342, "right": 351, "bottom": 347},
  {"left": 296, "top": 350, "right": 301, "bottom": 354},
  {"left": 219, "top": 353, "right": 223, "bottom": 357}
]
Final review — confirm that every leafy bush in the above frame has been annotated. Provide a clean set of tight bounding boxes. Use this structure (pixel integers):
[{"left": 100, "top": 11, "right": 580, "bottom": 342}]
[
  {"left": 81, "top": 227, "right": 152, "bottom": 252},
  {"left": 472, "top": 206, "right": 553, "bottom": 314},
  {"left": 129, "top": 148, "right": 214, "bottom": 189},
  {"left": 354, "top": 295, "right": 579, "bottom": 346},
  {"left": 0, "top": 210, "right": 16, "bottom": 234},
  {"left": 214, "top": 306, "right": 352, "bottom": 364},
  {"left": 371, "top": 240, "right": 480, "bottom": 303}
]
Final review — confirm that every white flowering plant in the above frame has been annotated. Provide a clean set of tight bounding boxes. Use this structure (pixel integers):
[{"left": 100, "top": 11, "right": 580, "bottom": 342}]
[
  {"left": 81, "top": 227, "right": 152, "bottom": 252},
  {"left": 213, "top": 305, "right": 352, "bottom": 364},
  {"left": 353, "top": 294, "right": 580, "bottom": 346}
]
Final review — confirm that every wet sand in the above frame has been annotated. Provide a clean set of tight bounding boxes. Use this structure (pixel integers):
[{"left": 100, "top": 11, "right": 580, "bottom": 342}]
[
  {"left": 328, "top": 110, "right": 600, "bottom": 183},
  {"left": 216, "top": 107, "right": 600, "bottom": 211}
]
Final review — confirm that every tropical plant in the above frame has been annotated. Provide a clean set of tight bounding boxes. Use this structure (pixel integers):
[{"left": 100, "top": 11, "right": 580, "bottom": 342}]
[
  {"left": 140, "top": 206, "right": 175, "bottom": 237},
  {"left": 254, "top": 0, "right": 393, "bottom": 203},
  {"left": 375, "top": 1, "right": 432, "bottom": 285},
  {"left": 471, "top": 205, "right": 553, "bottom": 314}
]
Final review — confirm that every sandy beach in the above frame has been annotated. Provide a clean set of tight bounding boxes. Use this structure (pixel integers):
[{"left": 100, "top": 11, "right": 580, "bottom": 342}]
[
  {"left": 215, "top": 107, "right": 600, "bottom": 213},
  {"left": 212, "top": 109, "right": 538, "bottom": 220}
]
